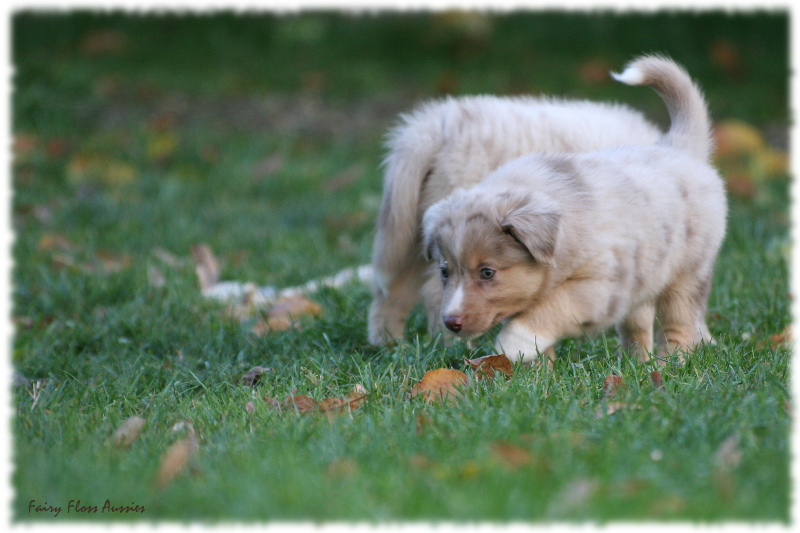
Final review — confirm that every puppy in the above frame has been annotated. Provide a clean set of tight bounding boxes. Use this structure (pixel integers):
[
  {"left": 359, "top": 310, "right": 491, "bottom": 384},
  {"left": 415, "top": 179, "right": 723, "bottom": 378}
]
[
  {"left": 369, "top": 93, "right": 662, "bottom": 345},
  {"left": 421, "top": 55, "right": 727, "bottom": 365}
]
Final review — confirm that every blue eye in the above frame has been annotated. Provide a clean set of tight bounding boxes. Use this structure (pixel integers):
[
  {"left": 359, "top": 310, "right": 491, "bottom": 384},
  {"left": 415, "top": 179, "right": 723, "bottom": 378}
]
[{"left": 479, "top": 267, "right": 495, "bottom": 280}]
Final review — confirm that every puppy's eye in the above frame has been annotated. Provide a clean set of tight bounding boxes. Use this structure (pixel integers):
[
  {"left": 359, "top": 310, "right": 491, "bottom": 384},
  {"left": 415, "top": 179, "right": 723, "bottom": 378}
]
[
  {"left": 440, "top": 266, "right": 449, "bottom": 279},
  {"left": 479, "top": 267, "right": 495, "bottom": 280}
]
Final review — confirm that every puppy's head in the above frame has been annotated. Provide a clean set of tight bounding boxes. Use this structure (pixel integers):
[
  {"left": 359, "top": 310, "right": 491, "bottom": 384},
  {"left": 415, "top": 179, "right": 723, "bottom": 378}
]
[{"left": 422, "top": 187, "right": 561, "bottom": 338}]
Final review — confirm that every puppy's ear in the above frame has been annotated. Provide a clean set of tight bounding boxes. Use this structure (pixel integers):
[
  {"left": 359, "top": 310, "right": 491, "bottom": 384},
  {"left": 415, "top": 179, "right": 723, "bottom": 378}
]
[
  {"left": 500, "top": 203, "right": 561, "bottom": 265},
  {"left": 421, "top": 200, "right": 446, "bottom": 262}
]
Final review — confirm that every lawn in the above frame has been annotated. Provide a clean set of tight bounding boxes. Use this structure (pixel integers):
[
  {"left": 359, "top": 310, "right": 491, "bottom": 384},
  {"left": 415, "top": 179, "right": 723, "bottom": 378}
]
[{"left": 10, "top": 10, "right": 791, "bottom": 523}]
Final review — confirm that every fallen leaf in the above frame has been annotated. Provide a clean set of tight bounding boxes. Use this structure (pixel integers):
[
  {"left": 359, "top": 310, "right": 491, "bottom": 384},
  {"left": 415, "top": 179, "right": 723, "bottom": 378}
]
[
  {"left": 245, "top": 401, "right": 255, "bottom": 413},
  {"left": 408, "top": 368, "right": 468, "bottom": 404},
  {"left": 155, "top": 421, "right": 198, "bottom": 489},
  {"left": 191, "top": 244, "right": 220, "bottom": 293},
  {"left": 241, "top": 366, "right": 272, "bottom": 386},
  {"left": 281, "top": 394, "right": 319, "bottom": 414},
  {"left": 650, "top": 370, "right": 664, "bottom": 391},
  {"left": 490, "top": 442, "right": 532, "bottom": 470},
  {"left": 464, "top": 353, "right": 513, "bottom": 380},
  {"left": 759, "top": 325, "right": 792, "bottom": 350},
  {"left": 346, "top": 384, "right": 368, "bottom": 409},
  {"left": 602, "top": 374, "right": 624, "bottom": 398},
  {"left": 264, "top": 295, "right": 323, "bottom": 331},
  {"left": 113, "top": 416, "right": 145, "bottom": 448}
]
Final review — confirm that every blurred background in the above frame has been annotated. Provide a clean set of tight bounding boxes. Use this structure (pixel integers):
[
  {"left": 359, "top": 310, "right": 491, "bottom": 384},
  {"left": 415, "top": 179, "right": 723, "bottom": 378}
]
[{"left": 12, "top": 10, "right": 789, "bottom": 291}]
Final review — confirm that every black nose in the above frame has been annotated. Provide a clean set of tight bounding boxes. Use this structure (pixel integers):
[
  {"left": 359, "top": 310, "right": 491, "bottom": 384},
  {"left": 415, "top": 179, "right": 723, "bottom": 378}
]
[{"left": 443, "top": 316, "right": 463, "bottom": 333}]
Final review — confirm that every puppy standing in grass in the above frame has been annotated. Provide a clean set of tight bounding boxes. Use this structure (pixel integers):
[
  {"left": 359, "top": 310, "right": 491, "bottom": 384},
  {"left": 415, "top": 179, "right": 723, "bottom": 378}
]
[
  {"left": 422, "top": 55, "right": 727, "bottom": 365},
  {"left": 369, "top": 89, "right": 662, "bottom": 345}
]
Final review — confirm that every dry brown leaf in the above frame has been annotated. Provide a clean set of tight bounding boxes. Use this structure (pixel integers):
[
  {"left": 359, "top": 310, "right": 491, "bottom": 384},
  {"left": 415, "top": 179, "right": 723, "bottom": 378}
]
[
  {"left": 464, "top": 353, "right": 513, "bottom": 380},
  {"left": 713, "top": 120, "right": 765, "bottom": 157},
  {"left": 346, "top": 384, "right": 368, "bottom": 409},
  {"left": 191, "top": 244, "right": 220, "bottom": 293},
  {"left": 113, "top": 416, "right": 145, "bottom": 448},
  {"left": 245, "top": 401, "right": 255, "bottom": 413},
  {"left": 650, "top": 370, "right": 664, "bottom": 391},
  {"left": 490, "top": 442, "right": 532, "bottom": 470},
  {"left": 408, "top": 368, "right": 468, "bottom": 404},
  {"left": 282, "top": 394, "right": 319, "bottom": 414},
  {"left": 767, "top": 325, "right": 792, "bottom": 349},
  {"left": 267, "top": 296, "right": 322, "bottom": 323},
  {"left": 602, "top": 374, "right": 624, "bottom": 398},
  {"left": 155, "top": 421, "right": 198, "bottom": 489},
  {"left": 241, "top": 366, "right": 272, "bottom": 386}
]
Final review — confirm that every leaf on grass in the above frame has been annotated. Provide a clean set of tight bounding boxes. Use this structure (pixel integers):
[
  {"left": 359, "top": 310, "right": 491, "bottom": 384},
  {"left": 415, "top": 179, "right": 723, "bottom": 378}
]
[
  {"left": 650, "top": 370, "right": 664, "bottom": 391},
  {"left": 113, "top": 416, "right": 145, "bottom": 448},
  {"left": 282, "top": 395, "right": 319, "bottom": 414},
  {"left": 245, "top": 402, "right": 255, "bottom": 413},
  {"left": 464, "top": 353, "right": 513, "bottom": 379},
  {"left": 759, "top": 325, "right": 792, "bottom": 350},
  {"left": 408, "top": 368, "right": 468, "bottom": 404},
  {"left": 258, "top": 296, "right": 323, "bottom": 333},
  {"left": 155, "top": 421, "right": 198, "bottom": 489},
  {"left": 241, "top": 366, "right": 272, "bottom": 386},
  {"left": 191, "top": 244, "right": 220, "bottom": 293},
  {"left": 67, "top": 154, "right": 136, "bottom": 188},
  {"left": 578, "top": 58, "right": 614, "bottom": 85},
  {"left": 602, "top": 374, "right": 624, "bottom": 398},
  {"left": 490, "top": 442, "right": 532, "bottom": 470}
]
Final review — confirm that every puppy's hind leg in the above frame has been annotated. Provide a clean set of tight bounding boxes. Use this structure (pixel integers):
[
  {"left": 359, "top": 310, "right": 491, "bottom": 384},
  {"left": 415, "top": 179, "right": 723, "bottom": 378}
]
[
  {"left": 368, "top": 255, "right": 427, "bottom": 345},
  {"left": 616, "top": 301, "right": 655, "bottom": 363},
  {"left": 655, "top": 272, "right": 714, "bottom": 364}
]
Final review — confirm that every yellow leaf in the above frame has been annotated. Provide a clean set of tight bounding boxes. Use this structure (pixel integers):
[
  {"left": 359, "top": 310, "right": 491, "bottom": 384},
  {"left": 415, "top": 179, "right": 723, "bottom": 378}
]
[
  {"left": 113, "top": 416, "right": 145, "bottom": 448},
  {"left": 408, "top": 368, "right": 468, "bottom": 404}
]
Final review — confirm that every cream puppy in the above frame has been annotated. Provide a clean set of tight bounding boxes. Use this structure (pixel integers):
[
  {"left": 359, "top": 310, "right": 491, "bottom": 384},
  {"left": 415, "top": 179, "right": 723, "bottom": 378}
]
[
  {"left": 369, "top": 94, "right": 661, "bottom": 345},
  {"left": 422, "top": 55, "right": 727, "bottom": 365}
]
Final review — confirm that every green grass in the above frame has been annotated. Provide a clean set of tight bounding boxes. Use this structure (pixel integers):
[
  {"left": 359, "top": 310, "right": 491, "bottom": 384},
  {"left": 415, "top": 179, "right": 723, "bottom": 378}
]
[{"left": 11, "top": 11, "right": 790, "bottom": 522}]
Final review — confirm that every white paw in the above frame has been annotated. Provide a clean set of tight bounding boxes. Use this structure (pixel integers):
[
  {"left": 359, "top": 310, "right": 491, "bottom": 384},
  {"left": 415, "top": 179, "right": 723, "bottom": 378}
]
[{"left": 495, "top": 321, "right": 555, "bottom": 363}]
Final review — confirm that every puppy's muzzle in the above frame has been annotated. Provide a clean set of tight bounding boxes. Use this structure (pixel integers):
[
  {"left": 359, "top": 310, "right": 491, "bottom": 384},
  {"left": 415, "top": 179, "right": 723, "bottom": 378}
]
[{"left": 443, "top": 315, "right": 464, "bottom": 333}]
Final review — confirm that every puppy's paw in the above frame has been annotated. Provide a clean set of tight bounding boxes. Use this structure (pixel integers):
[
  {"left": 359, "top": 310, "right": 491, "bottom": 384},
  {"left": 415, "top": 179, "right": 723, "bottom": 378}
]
[{"left": 495, "top": 321, "right": 555, "bottom": 363}]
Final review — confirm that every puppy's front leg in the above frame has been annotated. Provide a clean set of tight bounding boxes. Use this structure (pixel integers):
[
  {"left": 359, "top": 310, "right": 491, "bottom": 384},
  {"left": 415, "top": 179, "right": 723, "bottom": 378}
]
[{"left": 495, "top": 277, "right": 619, "bottom": 363}]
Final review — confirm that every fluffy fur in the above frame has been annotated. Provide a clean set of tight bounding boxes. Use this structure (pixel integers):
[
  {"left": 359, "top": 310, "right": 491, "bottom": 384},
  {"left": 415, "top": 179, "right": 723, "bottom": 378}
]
[
  {"left": 369, "top": 94, "right": 662, "bottom": 345},
  {"left": 421, "top": 55, "right": 727, "bottom": 365}
]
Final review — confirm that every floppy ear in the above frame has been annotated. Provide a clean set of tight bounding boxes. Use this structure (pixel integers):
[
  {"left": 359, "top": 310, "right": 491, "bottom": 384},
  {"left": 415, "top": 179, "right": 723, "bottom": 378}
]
[
  {"left": 421, "top": 201, "right": 445, "bottom": 262},
  {"left": 500, "top": 203, "right": 561, "bottom": 265}
]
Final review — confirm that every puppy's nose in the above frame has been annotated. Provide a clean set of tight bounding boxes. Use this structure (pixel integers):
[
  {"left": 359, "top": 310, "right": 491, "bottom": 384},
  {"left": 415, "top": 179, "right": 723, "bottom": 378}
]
[{"left": 443, "top": 316, "right": 464, "bottom": 333}]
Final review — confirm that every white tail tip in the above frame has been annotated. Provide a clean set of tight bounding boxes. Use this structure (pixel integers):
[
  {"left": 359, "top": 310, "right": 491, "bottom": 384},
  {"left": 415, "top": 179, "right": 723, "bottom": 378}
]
[{"left": 611, "top": 66, "right": 645, "bottom": 86}]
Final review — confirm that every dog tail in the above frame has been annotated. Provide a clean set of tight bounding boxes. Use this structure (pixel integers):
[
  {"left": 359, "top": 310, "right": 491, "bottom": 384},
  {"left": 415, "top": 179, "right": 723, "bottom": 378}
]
[
  {"left": 612, "top": 55, "right": 712, "bottom": 161},
  {"left": 371, "top": 109, "right": 444, "bottom": 295}
]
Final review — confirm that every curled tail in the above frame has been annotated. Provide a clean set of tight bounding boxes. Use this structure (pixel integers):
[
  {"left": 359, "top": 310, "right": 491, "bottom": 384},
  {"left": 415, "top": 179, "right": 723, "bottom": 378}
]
[
  {"left": 371, "top": 107, "right": 444, "bottom": 294},
  {"left": 612, "top": 55, "right": 712, "bottom": 161}
]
